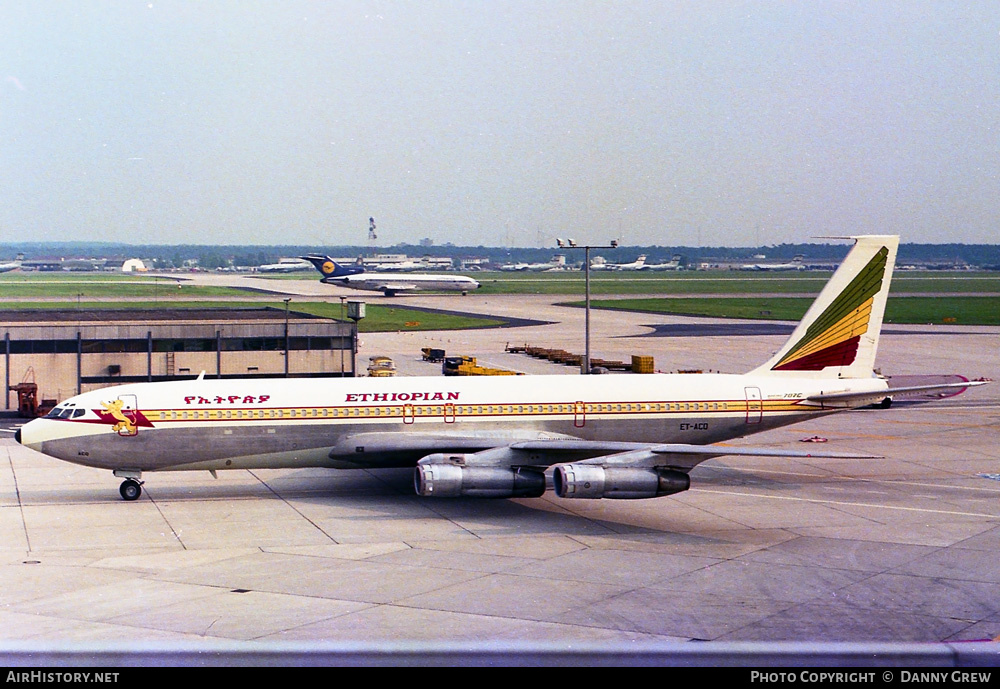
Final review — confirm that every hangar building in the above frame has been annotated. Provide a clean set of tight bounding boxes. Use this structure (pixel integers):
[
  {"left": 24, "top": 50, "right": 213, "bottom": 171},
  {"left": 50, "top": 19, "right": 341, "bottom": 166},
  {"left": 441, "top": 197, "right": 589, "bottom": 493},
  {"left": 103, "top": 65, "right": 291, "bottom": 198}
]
[{"left": 2, "top": 308, "right": 357, "bottom": 411}]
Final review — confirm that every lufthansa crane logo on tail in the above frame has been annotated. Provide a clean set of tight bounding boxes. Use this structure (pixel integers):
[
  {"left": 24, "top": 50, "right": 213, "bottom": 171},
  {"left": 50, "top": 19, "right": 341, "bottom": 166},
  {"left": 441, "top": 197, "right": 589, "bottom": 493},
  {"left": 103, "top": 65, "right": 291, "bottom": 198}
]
[
  {"left": 321, "top": 260, "right": 336, "bottom": 275},
  {"left": 772, "top": 246, "right": 888, "bottom": 371}
]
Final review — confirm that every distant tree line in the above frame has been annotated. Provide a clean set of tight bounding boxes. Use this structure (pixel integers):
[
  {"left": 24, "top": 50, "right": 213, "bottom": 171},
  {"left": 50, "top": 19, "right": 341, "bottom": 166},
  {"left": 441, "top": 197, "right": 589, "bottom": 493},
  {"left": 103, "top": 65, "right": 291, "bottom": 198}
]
[{"left": 2, "top": 241, "right": 999, "bottom": 269}]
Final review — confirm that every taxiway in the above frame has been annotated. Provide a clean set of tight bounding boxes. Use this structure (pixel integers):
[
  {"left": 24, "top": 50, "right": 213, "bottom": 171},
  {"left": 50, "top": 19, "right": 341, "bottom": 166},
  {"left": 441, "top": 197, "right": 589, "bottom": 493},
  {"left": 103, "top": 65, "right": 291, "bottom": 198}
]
[{"left": 1, "top": 280, "right": 997, "bottom": 663}]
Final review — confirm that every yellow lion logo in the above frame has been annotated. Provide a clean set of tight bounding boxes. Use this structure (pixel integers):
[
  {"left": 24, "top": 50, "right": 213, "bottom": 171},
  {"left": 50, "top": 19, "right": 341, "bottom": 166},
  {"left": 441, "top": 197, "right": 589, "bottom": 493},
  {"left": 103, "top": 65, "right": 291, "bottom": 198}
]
[{"left": 102, "top": 400, "right": 137, "bottom": 436}]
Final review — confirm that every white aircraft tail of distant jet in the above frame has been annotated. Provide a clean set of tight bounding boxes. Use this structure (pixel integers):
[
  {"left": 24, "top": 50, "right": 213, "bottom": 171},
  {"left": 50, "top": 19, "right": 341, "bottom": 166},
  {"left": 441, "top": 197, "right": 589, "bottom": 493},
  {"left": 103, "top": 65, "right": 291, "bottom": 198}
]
[
  {"left": 17, "top": 236, "right": 987, "bottom": 501},
  {"left": 300, "top": 254, "right": 480, "bottom": 296}
]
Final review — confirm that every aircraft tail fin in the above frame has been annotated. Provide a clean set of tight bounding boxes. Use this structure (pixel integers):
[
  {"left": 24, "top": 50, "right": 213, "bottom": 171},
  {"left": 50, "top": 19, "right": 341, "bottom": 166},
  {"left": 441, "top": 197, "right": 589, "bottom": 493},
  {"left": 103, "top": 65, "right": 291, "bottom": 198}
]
[
  {"left": 300, "top": 255, "right": 361, "bottom": 279},
  {"left": 749, "top": 235, "right": 898, "bottom": 380}
]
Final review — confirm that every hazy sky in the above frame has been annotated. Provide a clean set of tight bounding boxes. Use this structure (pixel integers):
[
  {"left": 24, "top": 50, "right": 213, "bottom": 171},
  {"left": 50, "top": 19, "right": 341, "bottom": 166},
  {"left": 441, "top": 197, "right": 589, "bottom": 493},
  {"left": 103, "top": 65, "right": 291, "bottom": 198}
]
[{"left": 2, "top": 1, "right": 999, "bottom": 247}]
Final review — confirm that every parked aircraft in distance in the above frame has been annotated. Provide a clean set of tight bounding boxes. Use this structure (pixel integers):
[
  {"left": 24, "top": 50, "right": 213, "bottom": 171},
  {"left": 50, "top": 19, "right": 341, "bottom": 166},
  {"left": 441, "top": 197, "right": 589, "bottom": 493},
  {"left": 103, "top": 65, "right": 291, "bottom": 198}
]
[
  {"left": 256, "top": 258, "right": 312, "bottom": 273},
  {"left": 643, "top": 255, "right": 684, "bottom": 271},
  {"left": 299, "top": 255, "right": 480, "bottom": 296},
  {"left": 0, "top": 253, "right": 24, "bottom": 273},
  {"left": 740, "top": 255, "right": 806, "bottom": 271},
  {"left": 362, "top": 254, "right": 453, "bottom": 272},
  {"left": 498, "top": 255, "right": 568, "bottom": 272},
  {"left": 16, "top": 236, "right": 987, "bottom": 502},
  {"left": 591, "top": 254, "right": 647, "bottom": 271}
]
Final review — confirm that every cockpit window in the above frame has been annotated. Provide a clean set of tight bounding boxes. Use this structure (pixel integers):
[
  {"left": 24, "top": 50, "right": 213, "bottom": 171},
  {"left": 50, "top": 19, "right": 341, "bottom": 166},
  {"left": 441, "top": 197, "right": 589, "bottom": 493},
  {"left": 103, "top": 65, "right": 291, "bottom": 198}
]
[
  {"left": 59, "top": 408, "right": 75, "bottom": 419},
  {"left": 45, "top": 407, "right": 63, "bottom": 418},
  {"left": 72, "top": 409, "right": 86, "bottom": 418}
]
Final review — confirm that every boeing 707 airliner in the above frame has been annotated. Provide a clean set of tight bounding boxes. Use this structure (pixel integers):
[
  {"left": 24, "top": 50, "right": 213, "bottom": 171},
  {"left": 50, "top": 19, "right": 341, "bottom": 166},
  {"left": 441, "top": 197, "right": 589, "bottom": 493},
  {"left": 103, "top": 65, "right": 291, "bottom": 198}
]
[{"left": 16, "top": 236, "right": 985, "bottom": 501}]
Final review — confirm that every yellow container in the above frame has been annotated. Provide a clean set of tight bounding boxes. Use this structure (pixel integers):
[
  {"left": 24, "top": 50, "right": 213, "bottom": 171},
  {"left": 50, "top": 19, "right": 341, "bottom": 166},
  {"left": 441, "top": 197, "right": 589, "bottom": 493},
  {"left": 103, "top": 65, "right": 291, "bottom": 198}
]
[{"left": 631, "top": 355, "right": 655, "bottom": 374}]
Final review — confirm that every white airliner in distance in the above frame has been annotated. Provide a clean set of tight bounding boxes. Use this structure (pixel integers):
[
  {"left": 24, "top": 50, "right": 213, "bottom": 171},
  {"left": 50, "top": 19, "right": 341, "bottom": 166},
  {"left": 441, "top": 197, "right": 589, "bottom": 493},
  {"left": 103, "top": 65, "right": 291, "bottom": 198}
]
[
  {"left": 362, "top": 255, "right": 454, "bottom": 272},
  {"left": 498, "top": 255, "right": 568, "bottom": 272},
  {"left": 740, "top": 255, "right": 806, "bottom": 271},
  {"left": 591, "top": 255, "right": 647, "bottom": 271},
  {"left": 643, "top": 255, "right": 684, "bottom": 271},
  {"left": 256, "top": 258, "right": 313, "bottom": 273},
  {"left": 17, "top": 236, "right": 986, "bottom": 502},
  {"left": 0, "top": 253, "right": 24, "bottom": 273},
  {"left": 299, "top": 255, "right": 480, "bottom": 296}
]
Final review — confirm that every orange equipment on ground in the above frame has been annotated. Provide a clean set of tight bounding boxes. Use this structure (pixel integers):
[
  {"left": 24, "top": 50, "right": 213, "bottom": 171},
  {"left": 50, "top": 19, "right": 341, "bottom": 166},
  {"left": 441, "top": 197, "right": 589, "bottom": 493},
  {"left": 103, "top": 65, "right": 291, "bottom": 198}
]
[{"left": 8, "top": 368, "right": 57, "bottom": 418}]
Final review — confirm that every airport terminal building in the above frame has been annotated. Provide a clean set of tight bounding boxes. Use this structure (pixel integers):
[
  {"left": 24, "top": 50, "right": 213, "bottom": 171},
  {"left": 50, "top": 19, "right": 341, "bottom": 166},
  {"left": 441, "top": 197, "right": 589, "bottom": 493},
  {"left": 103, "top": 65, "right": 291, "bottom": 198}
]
[{"left": 2, "top": 308, "right": 357, "bottom": 411}]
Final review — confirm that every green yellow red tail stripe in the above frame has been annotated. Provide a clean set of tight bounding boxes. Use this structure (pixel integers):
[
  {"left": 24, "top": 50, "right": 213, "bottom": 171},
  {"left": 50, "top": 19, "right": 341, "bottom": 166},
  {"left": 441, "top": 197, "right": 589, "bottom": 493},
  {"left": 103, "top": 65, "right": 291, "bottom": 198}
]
[{"left": 772, "top": 246, "right": 889, "bottom": 371}]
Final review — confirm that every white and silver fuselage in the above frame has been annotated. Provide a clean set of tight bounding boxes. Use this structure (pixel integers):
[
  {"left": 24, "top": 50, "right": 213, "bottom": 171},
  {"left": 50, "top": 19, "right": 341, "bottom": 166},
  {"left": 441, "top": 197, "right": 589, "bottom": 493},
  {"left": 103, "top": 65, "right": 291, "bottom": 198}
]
[{"left": 17, "top": 373, "right": 887, "bottom": 474}]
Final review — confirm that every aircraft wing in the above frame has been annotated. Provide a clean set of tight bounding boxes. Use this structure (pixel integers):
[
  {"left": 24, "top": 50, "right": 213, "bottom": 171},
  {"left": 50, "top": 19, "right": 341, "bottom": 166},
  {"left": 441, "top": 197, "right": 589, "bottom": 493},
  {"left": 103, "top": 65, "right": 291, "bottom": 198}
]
[
  {"left": 510, "top": 439, "right": 879, "bottom": 471},
  {"left": 330, "top": 432, "right": 879, "bottom": 473},
  {"left": 408, "top": 436, "right": 881, "bottom": 499}
]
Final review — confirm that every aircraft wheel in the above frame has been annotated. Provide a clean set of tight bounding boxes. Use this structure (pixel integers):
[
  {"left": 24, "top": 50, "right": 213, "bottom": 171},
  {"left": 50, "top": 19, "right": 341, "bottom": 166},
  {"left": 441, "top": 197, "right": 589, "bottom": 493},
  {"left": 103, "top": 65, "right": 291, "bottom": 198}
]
[{"left": 119, "top": 479, "right": 142, "bottom": 501}]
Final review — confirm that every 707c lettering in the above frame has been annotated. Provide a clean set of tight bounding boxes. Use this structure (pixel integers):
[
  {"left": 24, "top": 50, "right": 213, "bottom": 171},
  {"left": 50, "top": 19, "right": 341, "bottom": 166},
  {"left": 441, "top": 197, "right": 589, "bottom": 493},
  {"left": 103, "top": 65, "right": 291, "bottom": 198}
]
[{"left": 679, "top": 422, "right": 709, "bottom": 431}]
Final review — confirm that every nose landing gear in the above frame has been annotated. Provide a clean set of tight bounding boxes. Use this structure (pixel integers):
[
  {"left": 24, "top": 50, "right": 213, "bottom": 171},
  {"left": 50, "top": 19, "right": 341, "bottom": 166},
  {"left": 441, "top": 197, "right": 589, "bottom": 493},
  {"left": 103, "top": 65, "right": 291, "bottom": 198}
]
[
  {"left": 119, "top": 478, "right": 143, "bottom": 501},
  {"left": 113, "top": 469, "right": 144, "bottom": 501}
]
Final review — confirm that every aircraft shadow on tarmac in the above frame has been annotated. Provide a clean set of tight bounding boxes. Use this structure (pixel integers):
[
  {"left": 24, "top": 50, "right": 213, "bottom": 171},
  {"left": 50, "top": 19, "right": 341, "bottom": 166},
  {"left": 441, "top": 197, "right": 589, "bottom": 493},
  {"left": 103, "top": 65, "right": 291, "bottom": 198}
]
[{"left": 19, "top": 466, "right": 744, "bottom": 539}]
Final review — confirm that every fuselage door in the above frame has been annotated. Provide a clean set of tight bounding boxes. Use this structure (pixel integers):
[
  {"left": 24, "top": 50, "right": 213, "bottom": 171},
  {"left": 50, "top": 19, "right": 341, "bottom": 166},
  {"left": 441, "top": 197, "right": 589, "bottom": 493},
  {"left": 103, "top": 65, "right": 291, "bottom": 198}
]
[
  {"left": 744, "top": 387, "right": 762, "bottom": 424},
  {"left": 574, "top": 400, "right": 586, "bottom": 428}
]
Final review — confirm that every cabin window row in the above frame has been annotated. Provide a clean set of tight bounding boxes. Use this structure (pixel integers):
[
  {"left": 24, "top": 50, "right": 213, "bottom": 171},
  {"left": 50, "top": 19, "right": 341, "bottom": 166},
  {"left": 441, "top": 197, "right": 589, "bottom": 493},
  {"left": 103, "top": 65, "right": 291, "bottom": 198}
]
[{"left": 151, "top": 401, "right": 738, "bottom": 422}]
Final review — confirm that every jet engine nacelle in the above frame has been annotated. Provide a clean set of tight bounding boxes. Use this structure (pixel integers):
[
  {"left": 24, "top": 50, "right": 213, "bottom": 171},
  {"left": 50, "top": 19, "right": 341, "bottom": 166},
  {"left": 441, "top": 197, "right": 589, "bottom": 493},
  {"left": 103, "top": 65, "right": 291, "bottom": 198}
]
[
  {"left": 414, "top": 461, "right": 546, "bottom": 498},
  {"left": 553, "top": 465, "right": 690, "bottom": 499}
]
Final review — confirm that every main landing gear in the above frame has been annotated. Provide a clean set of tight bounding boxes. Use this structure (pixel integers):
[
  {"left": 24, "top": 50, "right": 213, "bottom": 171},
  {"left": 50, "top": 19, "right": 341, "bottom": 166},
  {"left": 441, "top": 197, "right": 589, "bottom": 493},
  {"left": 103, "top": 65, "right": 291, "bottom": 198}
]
[{"left": 113, "top": 470, "right": 144, "bottom": 501}]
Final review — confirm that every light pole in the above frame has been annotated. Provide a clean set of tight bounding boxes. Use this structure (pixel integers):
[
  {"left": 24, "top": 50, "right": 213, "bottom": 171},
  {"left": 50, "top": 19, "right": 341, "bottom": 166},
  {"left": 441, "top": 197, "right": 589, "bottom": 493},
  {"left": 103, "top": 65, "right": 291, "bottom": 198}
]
[
  {"left": 339, "top": 296, "right": 347, "bottom": 376},
  {"left": 347, "top": 301, "right": 366, "bottom": 378},
  {"left": 556, "top": 238, "right": 618, "bottom": 374},
  {"left": 283, "top": 298, "right": 291, "bottom": 377}
]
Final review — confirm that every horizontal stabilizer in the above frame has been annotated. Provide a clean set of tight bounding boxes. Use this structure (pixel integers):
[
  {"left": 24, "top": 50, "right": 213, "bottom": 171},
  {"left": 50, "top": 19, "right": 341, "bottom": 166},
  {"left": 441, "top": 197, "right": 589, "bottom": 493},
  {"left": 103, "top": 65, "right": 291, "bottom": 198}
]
[{"left": 809, "top": 380, "right": 988, "bottom": 405}]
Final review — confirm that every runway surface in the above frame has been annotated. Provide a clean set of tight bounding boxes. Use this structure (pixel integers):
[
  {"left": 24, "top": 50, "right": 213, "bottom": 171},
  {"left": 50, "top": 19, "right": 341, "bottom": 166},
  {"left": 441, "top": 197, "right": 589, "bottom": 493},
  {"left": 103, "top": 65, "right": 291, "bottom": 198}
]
[{"left": 2, "top": 280, "right": 998, "bottom": 664}]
